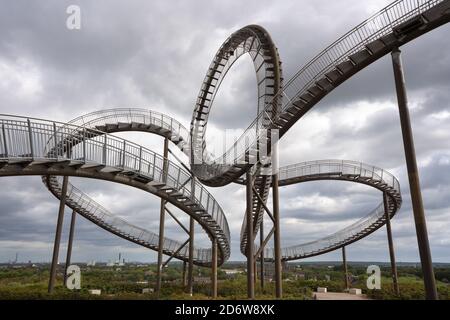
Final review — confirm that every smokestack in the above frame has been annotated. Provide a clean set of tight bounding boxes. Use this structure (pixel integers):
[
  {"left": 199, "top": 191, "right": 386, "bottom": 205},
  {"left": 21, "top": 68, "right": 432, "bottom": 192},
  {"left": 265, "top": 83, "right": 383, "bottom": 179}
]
[{"left": 119, "top": 253, "right": 121, "bottom": 263}]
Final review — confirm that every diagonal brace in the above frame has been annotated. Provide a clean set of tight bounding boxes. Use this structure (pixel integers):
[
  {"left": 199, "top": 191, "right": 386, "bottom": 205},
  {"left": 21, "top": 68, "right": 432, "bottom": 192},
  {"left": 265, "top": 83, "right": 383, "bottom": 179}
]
[
  {"left": 165, "top": 206, "right": 189, "bottom": 234},
  {"left": 254, "top": 226, "right": 274, "bottom": 258},
  {"left": 252, "top": 185, "right": 275, "bottom": 223},
  {"left": 162, "top": 238, "right": 190, "bottom": 268}
]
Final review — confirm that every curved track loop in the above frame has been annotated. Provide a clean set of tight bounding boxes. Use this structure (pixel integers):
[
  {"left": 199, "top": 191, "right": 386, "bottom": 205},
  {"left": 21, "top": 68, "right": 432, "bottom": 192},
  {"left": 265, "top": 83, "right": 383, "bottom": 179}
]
[
  {"left": 251, "top": 160, "right": 402, "bottom": 261},
  {"left": 237, "top": 0, "right": 450, "bottom": 256},
  {"left": 191, "top": 24, "right": 283, "bottom": 186},
  {"left": 190, "top": 24, "right": 283, "bottom": 260},
  {"left": 0, "top": 115, "right": 230, "bottom": 266}
]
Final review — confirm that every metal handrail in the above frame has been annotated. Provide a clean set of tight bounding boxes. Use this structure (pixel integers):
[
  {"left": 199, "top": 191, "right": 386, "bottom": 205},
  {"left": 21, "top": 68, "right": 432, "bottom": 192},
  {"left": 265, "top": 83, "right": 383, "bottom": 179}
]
[
  {"left": 0, "top": 114, "right": 230, "bottom": 263},
  {"left": 250, "top": 159, "right": 402, "bottom": 260}
]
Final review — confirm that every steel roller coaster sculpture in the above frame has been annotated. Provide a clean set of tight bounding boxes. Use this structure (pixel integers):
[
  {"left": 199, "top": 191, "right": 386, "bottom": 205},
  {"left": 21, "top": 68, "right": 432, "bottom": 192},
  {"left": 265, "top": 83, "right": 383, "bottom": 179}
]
[{"left": 0, "top": 0, "right": 449, "bottom": 299}]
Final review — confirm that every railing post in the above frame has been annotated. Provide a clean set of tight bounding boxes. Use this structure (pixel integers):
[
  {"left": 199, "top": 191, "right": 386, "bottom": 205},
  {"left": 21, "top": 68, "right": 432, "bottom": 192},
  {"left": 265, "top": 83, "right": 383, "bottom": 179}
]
[
  {"left": 122, "top": 141, "right": 126, "bottom": 168},
  {"left": 48, "top": 176, "right": 69, "bottom": 293},
  {"left": 27, "top": 119, "right": 34, "bottom": 159},
  {"left": 384, "top": 193, "right": 400, "bottom": 295},
  {"left": 391, "top": 48, "right": 437, "bottom": 300},
  {"left": 162, "top": 138, "right": 169, "bottom": 183},
  {"left": 2, "top": 124, "right": 8, "bottom": 157},
  {"left": 52, "top": 123, "right": 58, "bottom": 158},
  {"left": 82, "top": 128, "right": 86, "bottom": 162},
  {"left": 103, "top": 134, "right": 107, "bottom": 165},
  {"left": 64, "top": 210, "right": 77, "bottom": 286},
  {"left": 138, "top": 146, "right": 142, "bottom": 173}
]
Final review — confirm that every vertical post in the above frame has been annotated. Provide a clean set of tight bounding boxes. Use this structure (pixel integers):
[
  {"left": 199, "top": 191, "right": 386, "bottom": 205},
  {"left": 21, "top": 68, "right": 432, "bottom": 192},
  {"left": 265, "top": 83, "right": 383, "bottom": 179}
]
[
  {"left": 155, "top": 137, "right": 169, "bottom": 297},
  {"left": 384, "top": 193, "right": 400, "bottom": 295},
  {"left": 103, "top": 134, "right": 107, "bottom": 165},
  {"left": 211, "top": 238, "right": 217, "bottom": 299},
  {"left": 187, "top": 216, "right": 195, "bottom": 295},
  {"left": 182, "top": 261, "right": 187, "bottom": 287},
  {"left": 260, "top": 217, "right": 265, "bottom": 291},
  {"left": 272, "top": 166, "right": 282, "bottom": 297},
  {"left": 342, "top": 246, "right": 349, "bottom": 290},
  {"left": 253, "top": 258, "right": 257, "bottom": 288},
  {"left": 48, "top": 175, "right": 69, "bottom": 293},
  {"left": 391, "top": 48, "right": 437, "bottom": 300},
  {"left": 53, "top": 123, "right": 58, "bottom": 158},
  {"left": 246, "top": 171, "right": 255, "bottom": 299},
  {"left": 27, "top": 119, "right": 34, "bottom": 159},
  {"left": 82, "top": 128, "right": 86, "bottom": 162},
  {"left": 64, "top": 210, "right": 77, "bottom": 285},
  {"left": 2, "top": 124, "right": 8, "bottom": 157}
]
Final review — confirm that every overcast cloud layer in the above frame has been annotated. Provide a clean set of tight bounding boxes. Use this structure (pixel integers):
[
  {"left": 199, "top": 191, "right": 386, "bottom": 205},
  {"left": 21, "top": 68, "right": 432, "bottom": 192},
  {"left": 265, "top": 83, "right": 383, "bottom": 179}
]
[{"left": 0, "top": 0, "right": 449, "bottom": 264}]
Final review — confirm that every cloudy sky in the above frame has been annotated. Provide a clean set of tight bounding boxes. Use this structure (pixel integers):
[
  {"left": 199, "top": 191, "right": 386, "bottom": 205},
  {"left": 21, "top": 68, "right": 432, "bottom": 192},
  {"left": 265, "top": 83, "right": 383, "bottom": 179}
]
[{"left": 0, "top": 0, "right": 449, "bottom": 264}]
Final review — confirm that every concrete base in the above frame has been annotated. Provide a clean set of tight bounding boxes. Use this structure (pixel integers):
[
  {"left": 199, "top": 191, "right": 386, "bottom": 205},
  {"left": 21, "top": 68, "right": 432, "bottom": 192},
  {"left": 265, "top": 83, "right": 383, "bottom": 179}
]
[
  {"left": 142, "top": 288, "right": 154, "bottom": 294},
  {"left": 349, "top": 288, "right": 362, "bottom": 295},
  {"left": 317, "top": 287, "right": 327, "bottom": 293},
  {"left": 313, "top": 292, "right": 370, "bottom": 300},
  {"left": 88, "top": 289, "right": 101, "bottom": 295}
]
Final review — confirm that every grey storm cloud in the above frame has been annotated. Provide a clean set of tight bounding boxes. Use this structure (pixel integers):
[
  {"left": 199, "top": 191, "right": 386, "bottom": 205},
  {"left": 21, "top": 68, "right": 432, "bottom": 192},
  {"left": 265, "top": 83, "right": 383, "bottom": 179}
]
[{"left": 0, "top": 0, "right": 449, "bottom": 263}]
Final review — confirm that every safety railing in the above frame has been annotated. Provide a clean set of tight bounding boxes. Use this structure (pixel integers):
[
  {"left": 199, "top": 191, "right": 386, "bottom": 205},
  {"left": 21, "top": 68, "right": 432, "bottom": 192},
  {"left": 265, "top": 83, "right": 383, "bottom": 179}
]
[
  {"left": 198, "top": 0, "right": 443, "bottom": 172},
  {"left": 252, "top": 159, "right": 401, "bottom": 260},
  {"left": 68, "top": 108, "right": 190, "bottom": 150},
  {"left": 0, "top": 114, "right": 230, "bottom": 261},
  {"left": 45, "top": 175, "right": 211, "bottom": 262}
]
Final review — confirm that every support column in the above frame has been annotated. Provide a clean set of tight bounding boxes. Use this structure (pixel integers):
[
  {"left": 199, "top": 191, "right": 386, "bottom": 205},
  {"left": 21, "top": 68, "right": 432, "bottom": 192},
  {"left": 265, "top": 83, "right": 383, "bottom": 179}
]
[
  {"left": 246, "top": 171, "right": 255, "bottom": 299},
  {"left": 155, "top": 137, "right": 169, "bottom": 297},
  {"left": 48, "top": 175, "right": 69, "bottom": 293},
  {"left": 342, "top": 246, "right": 349, "bottom": 290},
  {"left": 272, "top": 167, "right": 282, "bottom": 297},
  {"left": 211, "top": 238, "right": 218, "bottom": 299},
  {"left": 260, "top": 217, "right": 265, "bottom": 291},
  {"left": 64, "top": 210, "right": 77, "bottom": 285},
  {"left": 391, "top": 48, "right": 437, "bottom": 300},
  {"left": 384, "top": 193, "right": 400, "bottom": 295},
  {"left": 187, "top": 216, "right": 195, "bottom": 295},
  {"left": 182, "top": 261, "right": 187, "bottom": 287}
]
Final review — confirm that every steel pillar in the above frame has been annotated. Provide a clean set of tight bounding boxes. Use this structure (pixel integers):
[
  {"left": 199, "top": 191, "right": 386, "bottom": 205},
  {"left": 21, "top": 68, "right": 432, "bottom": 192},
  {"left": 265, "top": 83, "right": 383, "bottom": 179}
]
[
  {"left": 48, "top": 175, "right": 69, "bottom": 293},
  {"left": 391, "top": 48, "right": 438, "bottom": 300},
  {"left": 383, "top": 193, "right": 400, "bottom": 295},
  {"left": 246, "top": 171, "right": 255, "bottom": 299},
  {"left": 260, "top": 217, "right": 265, "bottom": 291},
  {"left": 187, "top": 216, "right": 195, "bottom": 295},
  {"left": 211, "top": 238, "right": 218, "bottom": 299},
  {"left": 64, "top": 210, "right": 77, "bottom": 285},
  {"left": 342, "top": 246, "right": 349, "bottom": 290},
  {"left": 182, "top": 261, "right": 187, "bottom": 287},
  {"left": 155, "top": 137, "right": 169, "bottom": 296},
  {"left": 272, "top": 170, "right": 282, "bottom": 298}
]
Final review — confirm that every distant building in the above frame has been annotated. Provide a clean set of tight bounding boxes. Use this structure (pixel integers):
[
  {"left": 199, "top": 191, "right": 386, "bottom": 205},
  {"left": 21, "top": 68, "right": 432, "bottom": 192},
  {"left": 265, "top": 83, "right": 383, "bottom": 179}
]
[
  {"left": 222, "top": 269, "right": 242, "bottom": 278},
  {"left": 256, "top": 261, "right": 288, "bottom": 280},
  {"left": 294, "top": 273, "right": 306, "bottom": 280}
]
